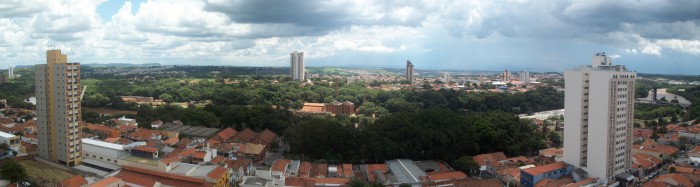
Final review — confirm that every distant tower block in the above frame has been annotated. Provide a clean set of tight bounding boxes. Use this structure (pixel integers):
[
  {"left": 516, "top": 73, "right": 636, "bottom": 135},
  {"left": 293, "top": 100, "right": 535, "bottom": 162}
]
[
  {"left": 520, "top": 71, "right": 530, "bottom": 84},
  {"left": 406, "top": 60, "right": 414, "bottom": 83},
  {"left": 290, "top": 51, "right": 305, "bottom": 81}
]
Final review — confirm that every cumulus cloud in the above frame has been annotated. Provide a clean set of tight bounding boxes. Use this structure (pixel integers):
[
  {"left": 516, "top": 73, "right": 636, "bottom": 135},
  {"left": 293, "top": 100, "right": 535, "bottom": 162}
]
[{"left": 0, "top": 0, "right": 698, "bottom": 73}]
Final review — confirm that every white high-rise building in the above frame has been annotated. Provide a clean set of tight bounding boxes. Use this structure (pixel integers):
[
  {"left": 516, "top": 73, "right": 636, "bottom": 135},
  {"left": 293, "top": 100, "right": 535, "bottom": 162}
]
[
  {"left": 503, "top": 70, "right": 510, "bottom": 82},
  {"left": 563, "top": 52, "right": 636, "bottom": 183},
  {"left": 520, "top": 71, "right": 530, "bottom": 84},
  {"left": 290, "top": 51, "right": 305, "bottom": 81},
  {"left": 8, "top": 66, "right": 13, "bottom": 79}
]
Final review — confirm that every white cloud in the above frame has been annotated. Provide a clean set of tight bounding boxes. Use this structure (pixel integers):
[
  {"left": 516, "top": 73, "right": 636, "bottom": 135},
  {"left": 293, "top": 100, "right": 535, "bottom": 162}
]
[{"left": 0, "top": 0, "right": 697, "bottom": 72}]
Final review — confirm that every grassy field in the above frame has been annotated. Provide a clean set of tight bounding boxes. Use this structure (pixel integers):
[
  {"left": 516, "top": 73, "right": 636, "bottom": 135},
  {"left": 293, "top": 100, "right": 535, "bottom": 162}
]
[{"left": 20, "top": 160, "right": 75, "bottom": 183}]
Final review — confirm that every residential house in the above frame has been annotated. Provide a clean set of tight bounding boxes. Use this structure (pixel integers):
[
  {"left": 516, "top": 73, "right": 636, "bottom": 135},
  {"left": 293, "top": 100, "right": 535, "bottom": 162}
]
[
  {"left": 85, "top": 124, "right": 121, "bottom": 139},
  {"left": 641, "top": 173, "right": 697, "bottom": 187},
  {"left": 520, "top": 162, "right": 573, "bottom": 187},
  {"left": 633, "top": 143, "right": 679, "bottom": 161},
  {"left": 473, "top": 152, "right": 508, "bottom": 174},
  {"left": 214, "top": 127, "right": 237, "bottom": 142},
  {"left": 631, "top": 153, "right": 662, "bottom": 177},
  {"left": 254, "top": 129, "right": 277, "bottom": 147},
  {"left": 233, "top": 128, "right": 257, "bottom": 143},
  {"left": 58, "top": 175, "right": 88, "bottom": 187}
]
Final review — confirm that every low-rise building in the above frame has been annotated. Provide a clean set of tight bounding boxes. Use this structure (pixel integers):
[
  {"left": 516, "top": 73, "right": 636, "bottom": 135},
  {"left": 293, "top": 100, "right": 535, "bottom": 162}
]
[
  {"left": 520, "top": 162, "right": 573, "bottom": 187},
  {"left": 0, "top": 131, "right": 20, "bottom": 152}
]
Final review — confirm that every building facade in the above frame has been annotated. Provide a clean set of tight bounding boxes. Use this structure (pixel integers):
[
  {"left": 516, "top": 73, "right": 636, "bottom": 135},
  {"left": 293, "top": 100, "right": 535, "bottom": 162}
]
[
  {"left": 406, "top": 60, "right": 414, "bottom": 83},
  {"left": 8, "top": 66, "right": 13, "bottom": 79},
  {"left": 503, "top": 70, "right": 510, "bottom": 82},
  {"left": 290, "top": 51, "right": 305, "bottom": 81},
  {"left": 521, "top": 71, "right": 530, "bottom": 84},
  {"left": 563, "top": 52, "right": 636, "bottom": 183},
  {"left": 35, "top": 49, "right": 83, "bottom": 166}
]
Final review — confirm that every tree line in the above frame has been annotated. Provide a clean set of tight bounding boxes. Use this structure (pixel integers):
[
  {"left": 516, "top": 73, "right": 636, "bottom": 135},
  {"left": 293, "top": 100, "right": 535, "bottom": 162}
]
[{"left": 284, "top": 109, "right": 547, "bottom": 163}]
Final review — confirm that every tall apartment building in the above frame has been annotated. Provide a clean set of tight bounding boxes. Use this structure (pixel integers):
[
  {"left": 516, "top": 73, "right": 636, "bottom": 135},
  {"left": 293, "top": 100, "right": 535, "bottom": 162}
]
[
  {"left": 35, "top": 49, "right": 83, "bottom": 166},
  {"left": 503, "top": 70, "right": 510, "bottom": 82},
  {"left": 563, "top": 52, "right": 635, "bottom": 183},
  {"left": 8, "top": 66, "right": 13, "bottom": 79},
  {"left": 520, "top": 71, "right": 530, "bottom": 84},
  {"left": 290, "top": 51, "right": 305, "bottom": 81},
  {"left": 406, "top": 60, "right": 414, "bottom": 83}
]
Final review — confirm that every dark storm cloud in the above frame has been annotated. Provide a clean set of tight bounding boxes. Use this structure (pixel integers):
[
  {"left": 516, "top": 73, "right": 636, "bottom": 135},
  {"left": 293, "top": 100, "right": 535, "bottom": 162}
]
[
  {"left": 560, "top": 0, "right": 700, "bottom": 39},
  {"left": 204, "top": 0, "right": 346, "bottom": 30},
  {"left": 203, "top": 0, "right": 428, "bottom": 36}
]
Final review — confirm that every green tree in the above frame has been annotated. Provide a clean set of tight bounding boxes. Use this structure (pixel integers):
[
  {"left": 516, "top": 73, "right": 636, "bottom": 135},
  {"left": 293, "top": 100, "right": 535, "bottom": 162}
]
[
  {"left": 159, "top": 93, "right": 174, "bottom": 102},
  {"left": 452, "top": 156, "right": 479, "bottom": 175},
  {"left": 0, "top": 159, "right": 27, "bottom": 183}
]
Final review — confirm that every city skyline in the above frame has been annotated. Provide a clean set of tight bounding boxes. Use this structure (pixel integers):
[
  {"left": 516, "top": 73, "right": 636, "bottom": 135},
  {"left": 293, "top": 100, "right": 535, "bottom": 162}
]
[{"left": 0, "top": 0, "right": 698, "bottom": 74}]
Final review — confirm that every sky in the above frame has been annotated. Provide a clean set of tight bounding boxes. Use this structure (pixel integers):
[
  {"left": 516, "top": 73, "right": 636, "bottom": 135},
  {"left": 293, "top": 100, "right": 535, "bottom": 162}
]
[{"left": 0, "top": 0, "right": 698, "bottom": 74}]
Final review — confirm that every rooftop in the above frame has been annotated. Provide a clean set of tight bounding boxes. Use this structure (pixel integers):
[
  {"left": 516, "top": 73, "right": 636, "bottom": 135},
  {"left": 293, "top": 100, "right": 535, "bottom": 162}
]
[
  {"left": 522, "top": 162, "right": 568, "bottom": 176},
  {"left": 82, "top": 138, "right": 124, "bottom": 150}
]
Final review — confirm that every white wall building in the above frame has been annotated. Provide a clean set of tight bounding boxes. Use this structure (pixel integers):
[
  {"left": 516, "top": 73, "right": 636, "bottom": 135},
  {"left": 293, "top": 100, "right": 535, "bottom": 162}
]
[
  {"left": 563, "top": 52, "right": 636, "bottom": 183},
  {"left": 0, "top": 131, "right": 20, "bottom": 152},
  {"left": 82, "top": 138, "right": 128, "bottom": 164},
  {"left": 290, "top": 51, "right": 305, "bottom": 81}
]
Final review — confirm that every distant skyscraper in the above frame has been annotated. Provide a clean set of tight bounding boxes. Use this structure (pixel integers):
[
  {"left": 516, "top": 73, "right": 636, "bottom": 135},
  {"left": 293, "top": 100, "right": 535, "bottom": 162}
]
[
  {"left": 35, "top": 49, "right": 83, "bottom": 166},
  {"left": 443, "top": 72, "right": 451, "bottom": 83},
  {"left": 8, "top": 66, "right": 13, "bottom": 79},
  {"left": 563, "top": 52, "right": 636, "bottom": 183},
  {"left": 503, "top": 70, "right": 510, "bottom": 82},
  {"left": 290, "top": 51, "right": 305, "bottom": 81},
  {"left": 406, "top": 60, "right": 414, "bottom": 83},
  {"left": 520, "top": 71, "right": 530, "bottom": 84}
]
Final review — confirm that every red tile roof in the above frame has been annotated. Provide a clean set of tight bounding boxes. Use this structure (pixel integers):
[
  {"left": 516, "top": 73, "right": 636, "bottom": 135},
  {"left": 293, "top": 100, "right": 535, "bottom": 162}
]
[
  {"left": 522, "top": 162, "right": 568, "bottom": 176},
  {"left": 427, "top": 171, "right": 468, "bottom": 181},
  {"left": 192, "top": 151, "right": 207, "bottom": 159},
  {"left": 563, "top": 178, "right": 596, "bottom": 187},
  {"left": 643, "top": 173, "right": 694, "bottom": 187},
  {"left": 312, "top": 178, "right": 350, "bottom": 185},
  {"left": 216, "top": 127, "right": 237, "bottom": 141},
  {"left": 163, "top": 137, "right": 179, "bottom": 145},
  {"left": 342, "top": 164, "right": 353, "bottom": 178},
  {"left": 473, "top": 152, "right": 508, "bottom": 167},
  {"left": 60, "top": 175, "right": 88, "bottom": 187},
  {"left": 366, "top": 164, "right": 388, "bottom": 182},
  {"left": 255, "top": 129, "right": 277, "bottom": 144},
  {"left": 285, "top": 177, "right": 315, "bottom": 187},
  {"left": 236, "top": 128, "right": 256, "bottom": 142},
  {"left": 207, "top": 166, "right": 228, "bottom": 180},
  {"left": 299, "top": 162, "right": 312, "bottom": 178},
  {"left": 178, "top": 148, "right": 196, "bottom": 157},
  {"left": 118, "top": 166, "right": 207, "bottom": 187},
  {"left": 134, "top": 146, "right": 158, "bottom": 153},
  {"left": 632, "top": 153, "right": 662, "bottom": 169},
  {"left": 88, "top": 176, "right": 122, "bottom": 187},
  {"left": 311, "top": 163, "right": 329, "bottom": 178},
  {"left": 210, "top": 156, "right": 226, "bottom": 164},
  {"left": 271, "top": 159, "right": 292, "bottom": 173}
]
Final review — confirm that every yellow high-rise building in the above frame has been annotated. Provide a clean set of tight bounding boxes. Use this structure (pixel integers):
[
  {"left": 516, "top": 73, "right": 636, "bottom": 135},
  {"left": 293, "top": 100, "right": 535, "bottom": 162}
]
[{"left": 35, "top": 49, "right": 82, "bottom": 166}]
